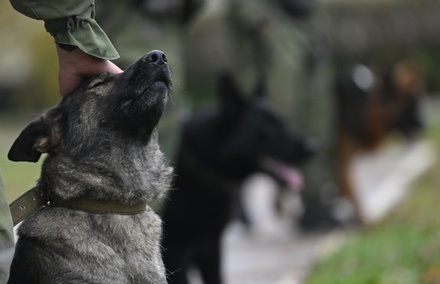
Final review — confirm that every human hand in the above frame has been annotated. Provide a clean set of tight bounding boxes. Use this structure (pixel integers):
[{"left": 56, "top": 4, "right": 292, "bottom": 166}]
[{"left": 56, "top": 46, "right": 123, "bottom": 97}]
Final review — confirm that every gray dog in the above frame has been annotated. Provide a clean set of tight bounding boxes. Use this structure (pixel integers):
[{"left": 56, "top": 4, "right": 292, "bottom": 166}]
[{"left": 7, "top": 50, "right": 173, "bottom": 284}]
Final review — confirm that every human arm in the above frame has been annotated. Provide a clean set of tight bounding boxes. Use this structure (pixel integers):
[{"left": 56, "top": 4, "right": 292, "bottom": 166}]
[{"left": 10, "top": 0, "right": 122, "bottom": 96}]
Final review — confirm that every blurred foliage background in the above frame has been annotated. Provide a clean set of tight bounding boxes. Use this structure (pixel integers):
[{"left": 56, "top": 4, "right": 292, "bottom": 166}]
[{"left": 0, "top": 1, "right": 59, "bottom": 111}]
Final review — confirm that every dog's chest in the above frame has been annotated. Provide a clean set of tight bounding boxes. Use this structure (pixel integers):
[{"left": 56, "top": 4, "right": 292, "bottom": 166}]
[{"left": 18, "top": 207, "right": 166, "bottom": 283}]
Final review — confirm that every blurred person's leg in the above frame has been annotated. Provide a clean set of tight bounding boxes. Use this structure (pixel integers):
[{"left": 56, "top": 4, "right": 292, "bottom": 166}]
[{"left": 0, "top": 172, "right": 14, "bottom": 283}]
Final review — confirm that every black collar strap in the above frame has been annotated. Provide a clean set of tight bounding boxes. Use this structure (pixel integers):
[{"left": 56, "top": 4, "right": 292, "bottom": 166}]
[{"left": 9, "top": 187, "right": 146, "bottom": 227}]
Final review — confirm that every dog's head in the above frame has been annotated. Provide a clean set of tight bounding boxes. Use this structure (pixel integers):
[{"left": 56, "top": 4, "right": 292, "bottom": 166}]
[
  {"left": 336, "top": 62, "right": 424, "bottom": 146},
  {"left": 8, "top": 50, "right": 173, "bottom": 203},
  {"left": 185, "top": 73, "right": 317, "bottom": 189}
]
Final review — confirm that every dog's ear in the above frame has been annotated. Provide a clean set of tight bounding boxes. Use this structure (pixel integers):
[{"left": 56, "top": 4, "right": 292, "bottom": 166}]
[
  {"left": 8, "top": 108, "right": 63, "bottom": 163},
  {"left": 217, "top": 73, "right": 245, "bottom": 119},
  {"left": 391, "top": 62, "right": 423, "bottom": 98}
]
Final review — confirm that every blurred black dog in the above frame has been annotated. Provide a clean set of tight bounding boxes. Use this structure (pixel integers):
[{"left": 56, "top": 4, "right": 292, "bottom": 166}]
[
  {"left": 7, "top": 50, "right": 173, "bottom": 284},
  {"left": 161, "top": 74, "right": 316, "bottom": 284}
]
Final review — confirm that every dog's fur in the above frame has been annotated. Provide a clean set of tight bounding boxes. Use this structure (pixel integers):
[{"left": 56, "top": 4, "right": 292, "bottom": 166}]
[
  {"left": 7, "top": 51, "right": 173, "bottom": 284},
  {"left": 335, "top": 62, "right": 424, "bottom": 223},
  {"left": 161, "top": 74, "right": 316, "bottom": 284}
]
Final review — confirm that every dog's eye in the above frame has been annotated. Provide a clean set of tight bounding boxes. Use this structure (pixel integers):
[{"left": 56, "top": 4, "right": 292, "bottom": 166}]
[{"left": 89, "top": 79, "right": 108, "bottom": 89}]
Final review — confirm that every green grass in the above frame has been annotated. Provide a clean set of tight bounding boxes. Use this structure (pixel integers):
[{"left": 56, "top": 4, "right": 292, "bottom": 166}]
[
  {"left": 0, "top": 113, "right": 42, "bottom": 202},
  {"left": 307, "top": 122, "right": 440, "bottom": 284}
]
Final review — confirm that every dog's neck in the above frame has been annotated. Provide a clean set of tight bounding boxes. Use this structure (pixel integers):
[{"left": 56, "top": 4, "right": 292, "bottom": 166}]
[
  {"left": 178, "top": 143, "right": 240, "bottom": 191},
  {"left": 55, "top": 197, "right": 147, "bottom": 215}
]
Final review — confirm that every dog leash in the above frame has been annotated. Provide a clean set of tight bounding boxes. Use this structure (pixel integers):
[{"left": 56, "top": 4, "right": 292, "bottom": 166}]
[{"left": 9, "top": 187, "right": 147, "bottom": 226}]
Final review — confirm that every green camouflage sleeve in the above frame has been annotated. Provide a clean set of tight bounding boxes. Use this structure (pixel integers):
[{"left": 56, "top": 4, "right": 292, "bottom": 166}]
[
  {"left": 9, "top": 0, "right": 119, "bottom": 60},
  {"left": 0, "top": 173, "right": 14, "bottom": 283}
]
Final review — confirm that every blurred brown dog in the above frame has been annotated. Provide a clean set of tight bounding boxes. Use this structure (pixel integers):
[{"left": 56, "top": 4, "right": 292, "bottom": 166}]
[{"left": 335, "top": 62, "right": 424, "bottom": 223}]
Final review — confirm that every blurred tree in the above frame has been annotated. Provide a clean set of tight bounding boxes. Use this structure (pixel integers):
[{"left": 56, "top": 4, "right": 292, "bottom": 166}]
[{"left": 319, "top": 0, "right": 440, "bottom": 63}]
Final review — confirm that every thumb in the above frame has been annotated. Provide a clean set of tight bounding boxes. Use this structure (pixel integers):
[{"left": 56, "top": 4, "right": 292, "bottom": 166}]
[{"left": 59, "top": 72, "right": 84, "bottom": 97}]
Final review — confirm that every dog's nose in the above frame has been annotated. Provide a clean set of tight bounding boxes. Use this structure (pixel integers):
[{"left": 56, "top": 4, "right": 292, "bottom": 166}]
[{"left": 145, "top": 50, "right": 167, "bottom": 67}]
